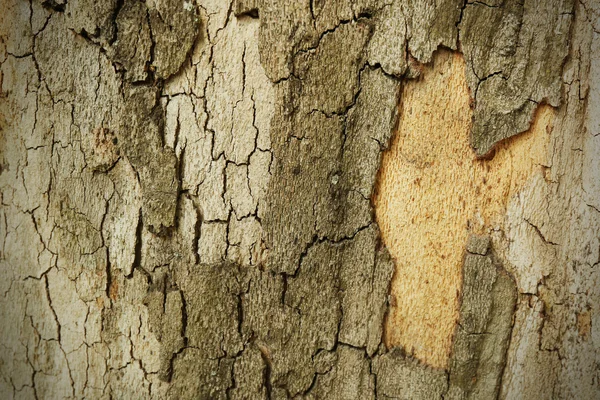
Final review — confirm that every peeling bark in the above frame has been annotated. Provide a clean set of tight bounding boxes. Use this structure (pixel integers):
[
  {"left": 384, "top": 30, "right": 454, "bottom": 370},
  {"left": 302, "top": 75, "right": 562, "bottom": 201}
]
[{"left": 1, "top": 0, "right": 598, "bottom": 399}]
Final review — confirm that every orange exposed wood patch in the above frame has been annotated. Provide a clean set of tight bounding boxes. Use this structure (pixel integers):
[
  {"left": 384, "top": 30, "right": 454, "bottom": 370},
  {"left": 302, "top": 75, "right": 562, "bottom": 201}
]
[{"left": 374, "top": 50, "right": 554, "bottom": 369}]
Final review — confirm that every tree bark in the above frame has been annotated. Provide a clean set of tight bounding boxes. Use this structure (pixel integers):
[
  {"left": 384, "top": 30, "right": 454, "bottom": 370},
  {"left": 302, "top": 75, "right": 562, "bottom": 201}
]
[{"left": 0, "top": 0, "right": 598, "bottom": 399}]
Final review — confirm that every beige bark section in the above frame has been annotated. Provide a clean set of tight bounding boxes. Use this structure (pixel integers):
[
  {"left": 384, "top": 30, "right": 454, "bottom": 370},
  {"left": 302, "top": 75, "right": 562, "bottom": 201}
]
[
  {"left": 0, "top": 1, "right": 274, "bottom": 397},
  {"left": 376, "top": 51, "right": 554, "bottom": 369},
  {"left": 498, "top": 3, "right": 600, "bottom": 397}
]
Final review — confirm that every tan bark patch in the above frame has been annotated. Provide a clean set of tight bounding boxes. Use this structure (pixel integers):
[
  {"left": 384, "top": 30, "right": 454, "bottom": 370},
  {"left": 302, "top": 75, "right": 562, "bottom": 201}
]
[
  {"left": 374, "top": 50, "right": 554, "bottom": 369},
  {"left": 109, "top": 279, "right": 119, "bottom": 301},
  {"left": 577, "top": 311, "right": 591, "bottom": 340}
]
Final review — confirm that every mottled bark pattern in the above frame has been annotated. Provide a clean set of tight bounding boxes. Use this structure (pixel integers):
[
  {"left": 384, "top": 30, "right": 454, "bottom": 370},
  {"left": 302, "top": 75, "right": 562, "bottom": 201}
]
[{"left": 1, "top": 0, "right": 598, "bottom": 399}]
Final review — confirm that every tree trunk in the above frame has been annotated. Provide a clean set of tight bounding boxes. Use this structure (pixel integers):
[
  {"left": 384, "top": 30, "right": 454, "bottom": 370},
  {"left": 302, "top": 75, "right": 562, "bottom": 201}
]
[{"left": 1, "top": 0, "right": 598, "bottom": 398}]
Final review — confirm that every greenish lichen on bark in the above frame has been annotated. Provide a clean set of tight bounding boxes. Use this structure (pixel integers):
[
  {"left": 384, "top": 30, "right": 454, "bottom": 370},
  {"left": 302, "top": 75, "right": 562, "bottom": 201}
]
[
  {"left": 446, "top": 235, "right": 518, "bottom": 400},
  {"left": 142, "top": 272, "right": 185, "bottom": 382},
  {"left": 459, "top": 0, "right": 574, "bottom": 156}
]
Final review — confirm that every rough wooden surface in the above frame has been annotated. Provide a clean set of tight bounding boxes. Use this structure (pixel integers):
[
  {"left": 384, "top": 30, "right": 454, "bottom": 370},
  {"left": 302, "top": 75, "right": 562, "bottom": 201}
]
[
  {"left": 1, "top": 0, "right": 598, "bottom": 399},
  {"left": 460, "top": 0, "right": 573, "bottom": 156},
  {"left": 375, "top": 51, "right": 553, "bottom": 369}
]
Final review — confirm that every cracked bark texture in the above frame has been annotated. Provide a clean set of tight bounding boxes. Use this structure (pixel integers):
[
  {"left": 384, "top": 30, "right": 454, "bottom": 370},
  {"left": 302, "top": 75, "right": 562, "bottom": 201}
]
[{"left": 0, "top": 0, "right": 598, "bottom": 399}]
